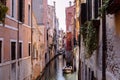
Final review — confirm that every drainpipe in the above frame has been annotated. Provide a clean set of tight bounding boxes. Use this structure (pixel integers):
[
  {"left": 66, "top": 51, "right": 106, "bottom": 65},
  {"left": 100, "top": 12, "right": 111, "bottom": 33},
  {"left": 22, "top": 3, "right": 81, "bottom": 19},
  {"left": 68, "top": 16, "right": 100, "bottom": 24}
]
[
  {"left": 102, "top": 0, "right": 107, "bottom": 80},
  {"left": 31, "top": 0, "right": 33, "bottom": 79},
  {"left": 17, "top": 0, "right": 20, "bottom": 80},
  {"left": 78, "top": 0, "right": 81, "bottom": 80}
]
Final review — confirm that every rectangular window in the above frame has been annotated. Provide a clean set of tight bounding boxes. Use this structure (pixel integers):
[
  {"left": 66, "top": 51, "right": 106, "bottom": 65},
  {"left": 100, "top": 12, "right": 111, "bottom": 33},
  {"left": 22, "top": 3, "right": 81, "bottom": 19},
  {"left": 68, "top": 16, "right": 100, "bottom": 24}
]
[
  {"left": 11, "top": 42, "right": 16, "bottom": 60},
  {"left": 0, "top": 41, "right": 2, "bottom": 63},
  {"left": 94, "top": 0, "right": 99, "bottom": 18},
  {"left": 81, "top": 3, "right": 87, "bottom": 24},
  {"left": 87, "top": 0, "right": 92, "bottom": 20},
  {"left": 18, "top": 42, "right": 22, "bottom": 58},
  {"left": 28, "top": 43, "right": 31, "bottom": 56},
  {"left": 18, "top": 0, "right": 25, "bottom": 22},
  {"left": 11, "top": 0, "right": 14, "bottom": 17},
  {"left": 28, "top": 5, "right": 31, "bottom": 26}
]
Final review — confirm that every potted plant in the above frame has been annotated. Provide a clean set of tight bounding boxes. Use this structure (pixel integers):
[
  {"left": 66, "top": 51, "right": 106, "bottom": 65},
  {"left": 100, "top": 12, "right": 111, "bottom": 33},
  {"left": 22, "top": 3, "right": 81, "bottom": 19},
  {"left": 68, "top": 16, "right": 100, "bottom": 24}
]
[{"left": 0, "top": 2, "right": 8, "bottom": 24}]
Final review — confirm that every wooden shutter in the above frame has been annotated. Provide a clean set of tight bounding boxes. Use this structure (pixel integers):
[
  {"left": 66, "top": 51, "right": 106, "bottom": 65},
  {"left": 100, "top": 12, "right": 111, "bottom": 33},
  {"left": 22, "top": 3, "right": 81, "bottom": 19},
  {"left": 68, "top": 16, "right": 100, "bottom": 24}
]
[{"left": 87, "top": 0, "right": 92, "bottom": 20}]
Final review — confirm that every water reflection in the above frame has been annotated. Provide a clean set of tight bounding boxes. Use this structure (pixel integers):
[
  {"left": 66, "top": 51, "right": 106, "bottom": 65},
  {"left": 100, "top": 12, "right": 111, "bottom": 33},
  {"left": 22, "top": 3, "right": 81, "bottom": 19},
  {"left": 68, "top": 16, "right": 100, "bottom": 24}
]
[
  {"left": 39, "top": 55, "right": 78, "bottom": 80},
  {"left": 56, "top": 56, "right": 77, "bottom": 80}
]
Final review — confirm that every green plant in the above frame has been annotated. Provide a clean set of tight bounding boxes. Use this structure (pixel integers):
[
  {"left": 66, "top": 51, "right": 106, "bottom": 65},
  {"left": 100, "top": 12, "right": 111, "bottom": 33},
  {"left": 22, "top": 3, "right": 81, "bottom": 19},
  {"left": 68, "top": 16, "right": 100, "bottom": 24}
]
[
  {"left": 81, "top": 21, "right": 98, "bottom": 59},
  {"left": 98, "top": 0, "right": 110, "bottom": 17},
  {"left": 0, "top": 2, "right": 8, "bottom": 24}
]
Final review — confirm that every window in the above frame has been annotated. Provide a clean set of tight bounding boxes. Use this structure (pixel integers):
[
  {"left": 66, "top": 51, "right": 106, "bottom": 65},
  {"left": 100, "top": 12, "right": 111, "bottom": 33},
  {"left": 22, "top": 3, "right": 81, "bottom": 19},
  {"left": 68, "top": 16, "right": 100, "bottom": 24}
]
[
  {"left": 28, "top": 43, "right": 31, "bottom": 56},
  {"left": 18, "top": 42, "right": 22, "bottom": 58},
  {"left": 11, "top": 42, "right": 16, "bottom": 60},
  {"left": 87, "top": 0, "right": 92, "bottom": 20},
  {"left": 28, "top": 5, "right": 31, "bottom": 26},
  {"left": 81, "top": 3, "right": 87, "bottom": 24},
  {"left": 0, "top": 41, "right": 2, "bottom": 63},
  {"left": 18, "top": 0, "right": 25, "bottom": 22},
  {"left": 94, "top": 0, "right": 99, "bottom": 18},
  {"left": 11, "top": 0, "right": 14, "bottom": 17}
]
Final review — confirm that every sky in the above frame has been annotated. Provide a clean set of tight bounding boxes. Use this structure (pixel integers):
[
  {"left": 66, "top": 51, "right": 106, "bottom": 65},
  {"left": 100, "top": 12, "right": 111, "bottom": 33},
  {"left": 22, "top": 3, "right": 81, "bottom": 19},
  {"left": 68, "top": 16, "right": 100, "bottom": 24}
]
[{"left": 48, "top": 0, "right": 74, "bottom": 31}]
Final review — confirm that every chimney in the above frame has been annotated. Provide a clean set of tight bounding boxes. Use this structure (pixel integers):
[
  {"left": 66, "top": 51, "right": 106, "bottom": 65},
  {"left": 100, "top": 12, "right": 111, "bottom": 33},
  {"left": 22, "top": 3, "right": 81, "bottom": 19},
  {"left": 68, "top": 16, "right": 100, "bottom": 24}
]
[
  {"left": 69, "top": 1, "right": 71, "bottom": 6},
  {"left": 53, "top": 1, "right": 56, "bottom": 8}
]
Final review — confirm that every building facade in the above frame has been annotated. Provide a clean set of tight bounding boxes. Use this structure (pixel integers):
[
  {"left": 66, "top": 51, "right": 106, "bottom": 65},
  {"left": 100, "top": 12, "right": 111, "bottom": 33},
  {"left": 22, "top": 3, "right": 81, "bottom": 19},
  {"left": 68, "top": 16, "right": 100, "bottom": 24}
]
[
  {"left": 79, "top": 0, "right": 120, "bottom": 80},
  {"left": 47, "top": 4, "right": 56, "bottom": 61},
  {"left": 66, "top": 3, "right": 75, "bottom": 51},
  {"left": 75, "top": 0, "right": 80, "bottom": 45},
  {"left": 32, "top": 0, "right": 48, "bottom": 79},
  {"left": 0, "top": 0, "right": 32, "bottom": 80}
]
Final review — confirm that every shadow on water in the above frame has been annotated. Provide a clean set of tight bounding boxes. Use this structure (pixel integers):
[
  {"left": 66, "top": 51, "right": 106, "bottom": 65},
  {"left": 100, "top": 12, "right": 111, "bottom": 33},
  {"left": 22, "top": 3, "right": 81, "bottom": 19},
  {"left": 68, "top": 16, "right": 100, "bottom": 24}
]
[{"left": 38, "top": 55, "right": 78, "bottom": 80}]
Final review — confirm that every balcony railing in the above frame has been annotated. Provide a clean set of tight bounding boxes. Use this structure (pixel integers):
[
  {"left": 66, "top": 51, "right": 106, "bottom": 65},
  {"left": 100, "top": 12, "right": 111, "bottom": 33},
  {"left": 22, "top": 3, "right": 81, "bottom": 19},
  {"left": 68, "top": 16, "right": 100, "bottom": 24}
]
[{"left": 107, "top": 0, "right": 120, "bottom": 14}]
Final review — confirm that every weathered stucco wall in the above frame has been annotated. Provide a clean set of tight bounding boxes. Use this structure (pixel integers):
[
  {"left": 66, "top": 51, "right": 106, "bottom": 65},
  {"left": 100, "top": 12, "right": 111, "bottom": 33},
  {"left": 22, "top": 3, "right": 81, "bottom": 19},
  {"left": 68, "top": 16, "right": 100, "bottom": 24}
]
[{"left": 106, "top": 13, "right": 120, "bottom": 80}]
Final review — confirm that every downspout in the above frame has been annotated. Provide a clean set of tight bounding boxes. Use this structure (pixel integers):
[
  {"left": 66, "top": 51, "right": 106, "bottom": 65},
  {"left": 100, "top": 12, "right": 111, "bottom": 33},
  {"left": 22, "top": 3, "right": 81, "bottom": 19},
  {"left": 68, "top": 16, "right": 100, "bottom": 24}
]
[
  {"left": 78, "top": 0, "right": 81, "bottom": 80},
  {"left": 31, "top": 0, "right": 33, "bottom": 79},
  {"left": 102, "top": 0, "right": 107, "bottom": 80},
  {"left": 17, "top": 0, "right": 20, "bottom": 79}
]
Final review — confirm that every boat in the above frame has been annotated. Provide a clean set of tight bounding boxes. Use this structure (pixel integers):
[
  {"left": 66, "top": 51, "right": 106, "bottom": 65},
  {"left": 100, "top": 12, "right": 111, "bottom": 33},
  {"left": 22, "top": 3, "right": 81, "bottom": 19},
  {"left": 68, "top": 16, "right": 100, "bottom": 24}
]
[{"left": 62, "top": 66, "right": 73, "bottom": 74}]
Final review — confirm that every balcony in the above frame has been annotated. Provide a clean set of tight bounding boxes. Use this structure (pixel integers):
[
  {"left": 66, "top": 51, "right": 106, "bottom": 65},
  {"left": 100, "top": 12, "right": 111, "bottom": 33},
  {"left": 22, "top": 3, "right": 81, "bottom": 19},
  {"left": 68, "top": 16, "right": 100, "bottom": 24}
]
[{"left": 107, "top": 0, "right": 120, "bottom": 14}]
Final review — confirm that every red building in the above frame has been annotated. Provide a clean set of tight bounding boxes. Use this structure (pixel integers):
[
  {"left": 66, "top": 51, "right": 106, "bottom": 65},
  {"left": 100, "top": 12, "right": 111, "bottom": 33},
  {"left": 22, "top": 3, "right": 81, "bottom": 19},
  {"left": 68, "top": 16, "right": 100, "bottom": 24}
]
[{"left": 66, "top": 3, "right": 75, "bottom": 51}]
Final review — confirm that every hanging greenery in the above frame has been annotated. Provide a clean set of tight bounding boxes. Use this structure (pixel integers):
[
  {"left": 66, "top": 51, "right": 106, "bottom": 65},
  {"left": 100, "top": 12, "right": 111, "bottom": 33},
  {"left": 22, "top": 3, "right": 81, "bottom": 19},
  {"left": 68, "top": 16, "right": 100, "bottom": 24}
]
[
  {"left": 0, "top": 2, "right": 8, "bottom": 24},
  {"left": 98, "top": 0, "right": 110, "bottom": 17},
  {"left": 81, "top": 21, "right": 98, "bottom": 59}
]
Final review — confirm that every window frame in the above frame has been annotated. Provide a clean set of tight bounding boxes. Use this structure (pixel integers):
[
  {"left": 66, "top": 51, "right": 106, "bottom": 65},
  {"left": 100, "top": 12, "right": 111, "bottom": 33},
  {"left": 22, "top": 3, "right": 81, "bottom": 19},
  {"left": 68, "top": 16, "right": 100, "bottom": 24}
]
[
  {"left": 18, "top": 0, "right": 25, "bottom": 22},
  {"left": 10, "top": 40, "right": 17, "bottom": 60},
  {"left": 0, "top": 38, "right": 3, "bottom": 63},
  {"left": 28, "top": 4, "right": 31, "bottom": 26},
  {"left": 28, "top": 42, "right": 31, "bottom": 56},
  {"left": 18, "top": 41, "right": 23, "bottom": 59}
]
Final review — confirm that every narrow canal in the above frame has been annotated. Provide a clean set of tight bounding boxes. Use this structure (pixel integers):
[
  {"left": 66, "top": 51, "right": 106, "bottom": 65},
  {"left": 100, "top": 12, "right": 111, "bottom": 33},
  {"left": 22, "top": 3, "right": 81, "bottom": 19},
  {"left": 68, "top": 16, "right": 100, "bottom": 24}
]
[
  {"left": 39, "top": 55, "right": 78, "bottom": 80},
  {"left": 55, "top": 56, "right": 78, "bottom": 80}
]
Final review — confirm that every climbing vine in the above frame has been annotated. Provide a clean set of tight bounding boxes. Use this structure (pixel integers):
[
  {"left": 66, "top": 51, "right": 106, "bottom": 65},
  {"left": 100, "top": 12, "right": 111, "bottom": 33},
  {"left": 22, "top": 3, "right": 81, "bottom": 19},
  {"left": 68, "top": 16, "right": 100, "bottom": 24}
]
[
  {"left": 81, "top": 21, "right": 98, "bottom": 59},
  {"left": 98, "top": 0, "right": 110, "bottom": 17},
  {"left": 0, "top": 2, "right": 8, "bottom": 24}
]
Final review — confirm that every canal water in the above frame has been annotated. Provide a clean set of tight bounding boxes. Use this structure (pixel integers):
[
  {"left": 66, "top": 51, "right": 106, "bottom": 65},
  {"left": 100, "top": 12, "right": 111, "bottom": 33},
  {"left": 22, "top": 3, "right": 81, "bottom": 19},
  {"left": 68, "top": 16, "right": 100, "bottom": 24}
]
[
  {"left": 50, "top": 56, "right": 78, "bottom": 80},
  {"left": 40, "top": 55, "right": 78, "bottom": 80},
  {"left": 55, "top": 56, "right": 78, "bottom": 80}
]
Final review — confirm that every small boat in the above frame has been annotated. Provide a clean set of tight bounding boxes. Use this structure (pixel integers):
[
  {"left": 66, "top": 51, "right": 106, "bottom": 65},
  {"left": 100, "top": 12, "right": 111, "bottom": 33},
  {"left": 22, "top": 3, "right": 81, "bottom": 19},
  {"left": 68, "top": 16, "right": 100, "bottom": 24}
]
[{"left": 62, "top": 66, "right": 73, "bottom": 74}]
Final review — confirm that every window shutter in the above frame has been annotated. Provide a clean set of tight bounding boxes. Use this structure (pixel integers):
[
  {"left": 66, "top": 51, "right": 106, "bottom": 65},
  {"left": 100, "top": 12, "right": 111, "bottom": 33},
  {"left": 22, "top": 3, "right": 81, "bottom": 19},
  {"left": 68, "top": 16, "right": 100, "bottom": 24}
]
[
  {"left": 87, "top": 0, "right": 92, "bottom": 20},
  {"left": 81, "top": 3, "right": 87, "bottom": 25}
]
